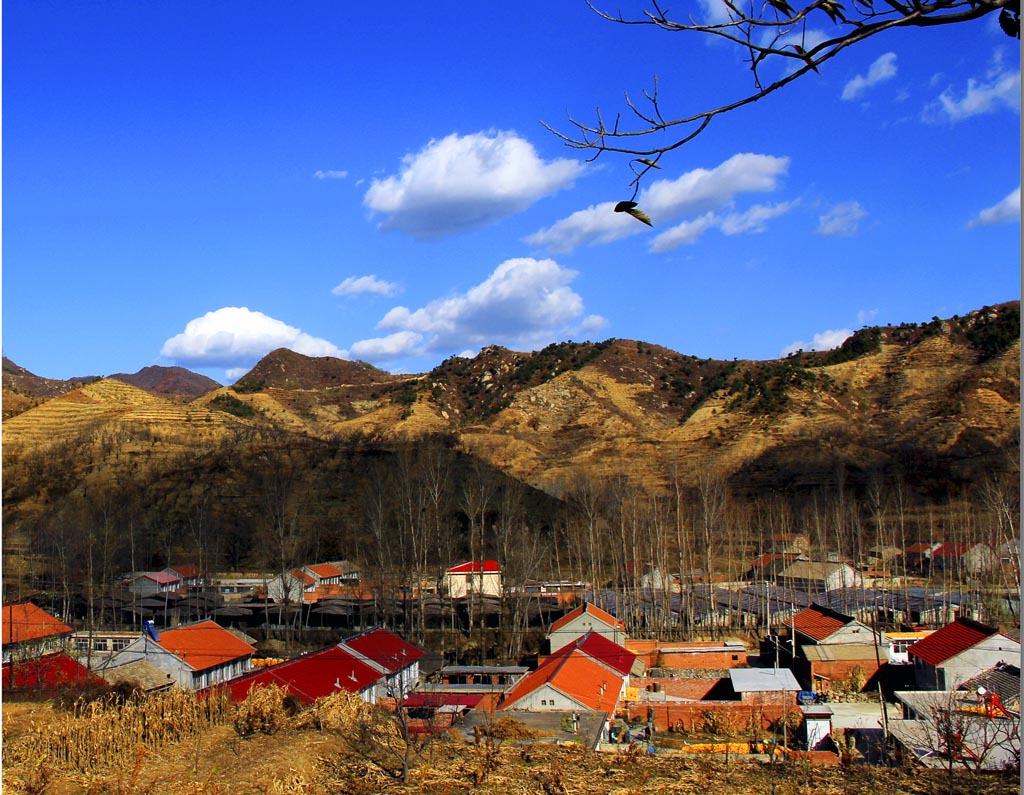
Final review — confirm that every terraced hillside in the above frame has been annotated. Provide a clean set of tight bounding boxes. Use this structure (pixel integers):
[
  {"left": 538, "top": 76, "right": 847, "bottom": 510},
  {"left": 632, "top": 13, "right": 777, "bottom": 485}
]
[
  {"left": 3, "top": 303, "right": 1019, "bottom": 500},
  {"left": 2, "top": 378, "right": 237, "bottom": 453}
]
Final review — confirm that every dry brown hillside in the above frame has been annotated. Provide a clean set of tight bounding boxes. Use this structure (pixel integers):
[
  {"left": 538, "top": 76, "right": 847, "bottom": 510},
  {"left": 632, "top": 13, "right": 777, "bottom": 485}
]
[{"left": 3, "top": 304, "right": 1018, "bottom": 501}]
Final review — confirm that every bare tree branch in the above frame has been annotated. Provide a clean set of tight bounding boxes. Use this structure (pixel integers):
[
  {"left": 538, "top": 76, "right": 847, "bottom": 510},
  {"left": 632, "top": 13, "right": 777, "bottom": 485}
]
[{"left": 546, "top": 0, "right": 1017, "bottom": 194}]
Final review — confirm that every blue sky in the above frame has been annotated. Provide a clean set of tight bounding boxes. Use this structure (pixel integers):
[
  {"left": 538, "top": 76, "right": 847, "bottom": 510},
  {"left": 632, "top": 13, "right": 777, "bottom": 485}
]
[{"left": 3, "top": 1, "right": 1020, "bottom": 384}]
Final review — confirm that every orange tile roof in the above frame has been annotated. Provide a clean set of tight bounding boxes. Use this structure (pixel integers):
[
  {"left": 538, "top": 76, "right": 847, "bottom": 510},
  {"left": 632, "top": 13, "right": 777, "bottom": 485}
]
[
  {"left": 306, "top": 563, "right": 343, "bottom": 579},
  {"left": 2, "top": 602, "right": 73, "bottom": 646},
  {"left": 289, "top": 569, "right": 316, "bottom": 587},
  {"left": 501, "top": 649, "right": 621, "bottom": 713},
  {"left": 791, "top": 604, "right": 853, "bottom": 642},
  {"left": 549, "top": 602, "right": 625, "bottom": 634},
  {"left": 156, "top": 620, "right": 255, "bottom": 672}
]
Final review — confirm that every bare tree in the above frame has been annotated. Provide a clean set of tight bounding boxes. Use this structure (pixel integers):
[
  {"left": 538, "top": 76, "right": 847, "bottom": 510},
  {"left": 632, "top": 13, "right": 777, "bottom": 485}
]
[{"left": 549, "top": 0, "right": 1018, "bottom": 194}]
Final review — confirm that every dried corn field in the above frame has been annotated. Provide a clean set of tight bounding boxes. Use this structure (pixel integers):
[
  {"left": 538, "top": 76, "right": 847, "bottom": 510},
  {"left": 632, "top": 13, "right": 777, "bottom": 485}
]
[
  {"left": 3, "top": 688, "right": 232, "bottom": 773},
  {"left": 2, "top": 694, "right": 1019, "bottom": 795}
]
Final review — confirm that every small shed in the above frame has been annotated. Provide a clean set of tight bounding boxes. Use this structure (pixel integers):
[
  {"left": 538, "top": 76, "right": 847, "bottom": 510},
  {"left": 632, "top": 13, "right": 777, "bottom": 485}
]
[
  {"left": 728, "top": 668, "right": 800, "bottom": 707},
  {"left": 801, "top": 703, "right": 834, "bottom": 750}
]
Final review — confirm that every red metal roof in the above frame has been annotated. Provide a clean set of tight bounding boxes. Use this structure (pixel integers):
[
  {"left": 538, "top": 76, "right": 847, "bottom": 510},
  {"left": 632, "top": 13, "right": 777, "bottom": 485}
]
[
  {"left": 142, "top": 571, "right": 181, "bottom": 585},
  {"left": 791, "top": 604, "right": 853, "bottom": 642},
  {"left": 342, "top": 627, "right": 424, "bottom": 673},
  {"left": 545, "top": 630, "right": 636, "bottom": 677},
  {"left": 2, "top": 652, "right": 103, "bottom": 691},
  {"left": 156, "top": 620, "right": 256, "bottom": 672},
  {"left": 446, "top": 560, "right": 501, "bottom": 574},
  {"left": 905, "top": 542, "right": 936, "bottom": 554},
  {"left": 2, "top": 602, "right": 73, "bottom": 646},
  {"left": 931, "top": 543, "right": 971, "bottom": 559},
  {"left": 908, "top": 618, "right": 998, "bottom": 667},
  {"left": 549, "top": 602, "right": 626, "bottom": 634},
  {"left": 219, "top": 644, "right": 381, "bottom": 703},
  {"left": 169, "top": 564, "right": 201, "bottom": 579}
]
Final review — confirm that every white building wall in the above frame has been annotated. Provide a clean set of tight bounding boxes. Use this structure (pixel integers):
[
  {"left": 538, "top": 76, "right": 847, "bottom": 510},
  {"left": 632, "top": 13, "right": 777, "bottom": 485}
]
[
  {"left": 939, "top": 636, "right": 1021, "bottom": 689},
  {"left": 507, "top": 684, "right": 584, "bottom": 711},
  {"left": 444, "top": 571, "right": 501, "bottom": 599},
  {"left": 548, "top": 616, "right": 626, "bottom": 653}
]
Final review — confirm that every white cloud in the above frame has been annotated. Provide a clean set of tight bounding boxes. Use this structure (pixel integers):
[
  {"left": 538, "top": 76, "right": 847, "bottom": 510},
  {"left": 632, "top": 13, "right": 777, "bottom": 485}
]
[
  {"left": 649, "top": 201, "right": 797, "bottom": 253},
  {"left": 842, "top": 52, "right": 898, "bottom": 100},
  {"left": 969, "top": 186, "right": 1021, "bottom": 227},
  {"left": 697, "top": 0, "right": 735, "bottom": 25},
  {"left": 346, "top": 331, "right": 423, "bottom": 361},
  {"left": 314, "top": 169, "right": 348, "bottom": 180},
  {"left": 579, "top": 314, "right": 610, "bottom": 335},
  {"left": 649, "top": 213, "right": 719, "bottom": 253},
  {"left": 529, "top": 153, "right": 790, "bottom": 253},
  {"left": 817, "top": 201, "right": 867, "bottom": 236},
  {"left": 925, "top": 52, "right": 1021, "bottom": 122},
  {"left": 364, "top": 131, "right": 583, "bottom": 239},
  {"left": 718, "top": 201, "right": 799, "bottom": 235},
  {"left": 332, "top": 274, "right": 401, "bottom": 297},
  {"left": 161, "top": 307, "right": 344, "bottom": 372},
  {"left": 781, "top": 328, "right": 853, "bottom": 357},
  {"left": 857, "top": 308, "right": 879, "bottom": 325},
  {"left": 349, "top": 258, "right": 592, "bottom": 363}
]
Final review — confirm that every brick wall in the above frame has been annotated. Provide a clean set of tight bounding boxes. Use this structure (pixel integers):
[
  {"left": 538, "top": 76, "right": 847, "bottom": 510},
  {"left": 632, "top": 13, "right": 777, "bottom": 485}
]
[
  {"left": 631, "top": 675, "right": 725, "bottom": 700},
  {"left": 623, "top": 700, "right": 791, "bottom": 733}
]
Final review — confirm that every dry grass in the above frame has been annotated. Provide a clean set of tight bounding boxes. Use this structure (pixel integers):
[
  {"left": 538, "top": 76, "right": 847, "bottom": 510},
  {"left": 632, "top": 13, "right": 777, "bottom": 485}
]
[
  {"left": 3, "top": 695, "right": 1019, "bottom": 795},
  {"left": 3, "top": 688, "right": 232, "bottom": 775}
]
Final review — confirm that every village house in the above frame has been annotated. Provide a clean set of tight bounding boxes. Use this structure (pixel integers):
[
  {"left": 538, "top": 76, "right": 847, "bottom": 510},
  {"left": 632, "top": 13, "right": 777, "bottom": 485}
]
[
  {"left": 889, "top": 688, "right": 1020, "bottom": 770},
  {"left": 103, "top": 619, "right": 255, "bottom": 690},
  {"left": 208, "top": 574, "right": 262, "bottom": 604},
  {"left": 547, "top": 602, "right": 627, "bottom": 653},
  {"left": 339, "top": 626, "right": 424, "bottom": 701},
  {"left": 785, "top": 603, "right": 890, "bottom": 692},
  {"left": 930, "top": 542, "right": 999, "bottom": 578},
  {"left": 265, "top": 569, "right": 317, "bottom": 604},
  {"left": 223, "top": 642, "right": 383, "bottom": 703},
  {"left": 908, "top": 617, "right": 1021, "bottom": 690},
  {"left": 164, "top": 564, "right": 204, "bottom": 589},
  {"left": 541, "top": 630, "right": 643, "bottom": 691},
  {"left": 790, "top": 603, "right": 882, "bottom": 647},
  {"left": 777, "top": 561, "right": 863, "bottom": 593},
  {"left": 2, "top": 602, "right": 101, "bottom": 693},
  {"left": 302, "top": 561, "right": 359, "bottom": 587},
  {"left": 887, "top": 630, "right": 934, "bottom": 664},
  {"left": 443, "top": 560, "right": 502, "bottom": 598},
  {"left": 499, "top": 647, "right": 624, "bottom": 715},
  {"left": 2, "top": 602, "right": 74, "bottom": 664},
  {"left": 125, "top": 571, "right": 183, "bottom": 597}
]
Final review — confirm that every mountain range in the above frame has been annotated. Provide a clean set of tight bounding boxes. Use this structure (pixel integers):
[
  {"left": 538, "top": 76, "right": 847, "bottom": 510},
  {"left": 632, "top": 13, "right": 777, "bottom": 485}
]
[{"left": 3, "top": 302, "right": 1018, "bottom": 504}]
